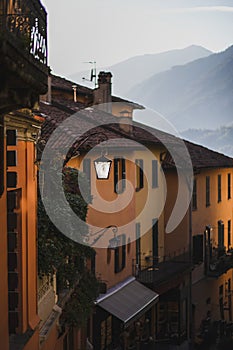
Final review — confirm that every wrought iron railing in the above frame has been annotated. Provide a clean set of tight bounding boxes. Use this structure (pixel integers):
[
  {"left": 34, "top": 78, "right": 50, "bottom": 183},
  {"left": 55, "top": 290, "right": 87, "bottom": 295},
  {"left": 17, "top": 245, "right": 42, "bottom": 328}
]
[
  {"left": 0, "top": 0, "right": 47, "bottom": 65},
  {"left": 206, "top": 246, "right": 233, "bottom": 277},
  {"left": 132, "top": 250, "right": 191, "bottom": 285}
]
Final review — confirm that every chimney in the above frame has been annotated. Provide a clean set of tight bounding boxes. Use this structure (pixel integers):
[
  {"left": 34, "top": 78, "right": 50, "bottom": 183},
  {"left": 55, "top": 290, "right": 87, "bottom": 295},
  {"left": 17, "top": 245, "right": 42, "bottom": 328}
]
[
  {"left": 40, "top": 75, "right": 52, "bottom": 104},
  {"left": 93, "top": 71, "right": 112, "bottom": 113}
]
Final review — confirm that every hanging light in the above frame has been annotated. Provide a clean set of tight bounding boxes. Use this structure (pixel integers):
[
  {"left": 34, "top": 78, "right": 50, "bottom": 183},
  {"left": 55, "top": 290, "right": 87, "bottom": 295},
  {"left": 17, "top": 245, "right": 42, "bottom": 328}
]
[{"left": 94, "top": 155, "right": 112, "bottom": 179}]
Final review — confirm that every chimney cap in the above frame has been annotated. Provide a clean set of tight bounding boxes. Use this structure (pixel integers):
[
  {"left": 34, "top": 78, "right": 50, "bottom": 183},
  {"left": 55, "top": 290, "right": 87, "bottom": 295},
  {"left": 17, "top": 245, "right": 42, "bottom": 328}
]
[{"left": 98, "top": 71, "right": 112, "bottom": 84}]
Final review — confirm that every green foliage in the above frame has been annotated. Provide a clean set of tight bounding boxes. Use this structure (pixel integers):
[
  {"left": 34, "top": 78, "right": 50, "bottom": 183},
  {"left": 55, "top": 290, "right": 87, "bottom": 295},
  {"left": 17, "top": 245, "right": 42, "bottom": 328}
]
[
  {"left": 38, "top": 167, "right": 99, "bottom": 327},
  {"left": 62, "top": 271, "right": 100, "bottom": 327}
]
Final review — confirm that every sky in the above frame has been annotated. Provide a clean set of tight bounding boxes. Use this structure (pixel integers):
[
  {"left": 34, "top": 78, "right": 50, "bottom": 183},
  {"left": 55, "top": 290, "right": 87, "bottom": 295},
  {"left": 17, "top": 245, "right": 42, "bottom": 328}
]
[{"left": 41, "top": 0, "right": 233, "bottom": 78}]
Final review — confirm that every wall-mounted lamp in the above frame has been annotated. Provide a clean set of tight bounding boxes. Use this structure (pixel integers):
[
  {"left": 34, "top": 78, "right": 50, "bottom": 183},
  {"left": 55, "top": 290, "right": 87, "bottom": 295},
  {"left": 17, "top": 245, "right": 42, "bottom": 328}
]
[
  {"left": 94, "top": 155, "right": 112, "bottom": 180},
  {"left": 108, "top": 234, "right": 120, "bottom": 250},
  {"left": 83, "top": 225, "right": 118, "bottom": 247}
]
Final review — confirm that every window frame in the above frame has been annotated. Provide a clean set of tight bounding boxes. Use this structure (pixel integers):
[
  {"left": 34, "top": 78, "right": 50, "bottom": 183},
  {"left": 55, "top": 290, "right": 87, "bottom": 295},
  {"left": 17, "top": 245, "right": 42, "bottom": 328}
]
[
  {"left": 218, "top": 174, "right": 222, "bottom": 202},
  {"left": 135, "top": 159, "right": 144, "bottom": 191},
  {"left": 192, "top": 178, "right": 197, "bottom": 210},
  {"left": 228, "top": 173, "right": 231, "bottom": 200},
  {"left": 135, "top": 223, "right": 141, "bottom": 267},
  {"left": 114, "top": 234, "right": 126, "bottom": 273},
  {"left": 114, "top": 157, "right": 126, "bottom": 194},
  {"left": 228, "top": 220, "right": 231, "bottom": 249},
  {"left": 152, "top": 160, "right": 158, "bottom": 188},
  {"left": 206, "top": 176, "right": 210, "bottom": 207}
]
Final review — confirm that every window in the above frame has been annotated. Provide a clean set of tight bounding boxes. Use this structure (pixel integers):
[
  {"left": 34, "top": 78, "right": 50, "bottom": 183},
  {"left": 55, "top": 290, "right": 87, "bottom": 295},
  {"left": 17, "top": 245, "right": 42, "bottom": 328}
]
[
  {"left": 135, "top": 223, "right": 141, "bottom": 267},
  {"left": 228, "top": 220, "right": 231, "bottom": 249},
  {"left": 192, "top": 179, "right": 197, "bottom": 210},
  {"left": 193, "top": 234, "right": 204, "bottom": 264},
  {"left": 228, "top": 279, "right": 232, "bottom": 321},
  {"left": 0, "top": 117, "right": 4, "bottom": 196},
  {"left": 114, "top": 158, "right": 126, "bottom": 193},
  {"left": 228, "top": 173, "right": 231, "bottom": 199},
  {"left": 152, "top": 219, "right": 159, "bottom": 265},
  {"left": 219, "top": 285, "right": 224, "bottom": 320},
  {"left": 152, "top": 160, "right": 158, "bottom": 188},
  {"left": 83, "top": 158, "right": 91, "bottom": 183},
  {"left": 114, "top": 234, "right": 126, "bottom": 273},
  {"left": 135, "top": 159, "right": 144, "bottom": 191},
  {"left": 7, "top": 130, "right": 17, "bottom": 146},
  {"left": 218, "top": 174, "right": 221, "bottom": 202},
  {"left": 218, "top": 220, "right": 224, "bottom": 248},
  {"left": 206, "top": 176, "right": 210, "bottom": 207},
  {"left": 7, "top": 151, "right": 17, "bottom": 167}
]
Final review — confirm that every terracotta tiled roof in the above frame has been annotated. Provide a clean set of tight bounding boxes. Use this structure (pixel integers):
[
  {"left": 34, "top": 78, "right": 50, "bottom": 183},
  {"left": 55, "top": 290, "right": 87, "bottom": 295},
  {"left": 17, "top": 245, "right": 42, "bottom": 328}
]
[
  {"left": 51, "top": 74, "right": 92, "bottom": 95},
  {"left": 51, "top": 74, "right": 144, "bottom": 109},
  {"left": 163, "top": 140, "right": 233, "bottom": 170},
  {"left": 39, "top": 75, "right": 233, "bottom": 170}
]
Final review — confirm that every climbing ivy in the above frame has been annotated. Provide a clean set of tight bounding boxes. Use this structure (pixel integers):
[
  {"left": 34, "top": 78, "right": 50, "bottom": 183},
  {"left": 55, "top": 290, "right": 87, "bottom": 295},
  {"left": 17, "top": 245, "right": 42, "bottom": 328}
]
[{"left": 38, "top": 166, "right": 99, "bottom": 326}]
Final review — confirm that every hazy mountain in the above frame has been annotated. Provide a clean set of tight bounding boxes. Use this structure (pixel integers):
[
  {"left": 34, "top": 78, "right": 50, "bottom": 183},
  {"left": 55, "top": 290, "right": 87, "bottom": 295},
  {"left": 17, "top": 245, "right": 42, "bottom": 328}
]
[
  {"left": 128, "top": 45, "right": 233, "bottom": 131},
  {"left": 69, "top": 45, "right": 212, "bottom": 96},
  {"left": 181, "top": 126, "right": 233, "bottom": 157}
]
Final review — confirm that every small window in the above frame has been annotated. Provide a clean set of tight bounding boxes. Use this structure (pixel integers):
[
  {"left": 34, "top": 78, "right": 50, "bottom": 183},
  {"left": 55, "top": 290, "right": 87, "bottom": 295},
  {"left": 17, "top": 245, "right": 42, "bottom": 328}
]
[
  {"left": 135, "top": 223, "right": 141, "bottom": 266},
  {"left": 83, "top": 158, "right": 91, "bottom": 183},
  {"left": 114, "top": 158, "right": 126, "bottom": 194},
  {"left": 192, "top": 179, "right": 197, "bottom": 210},
  {"left": 152, "top": 219, "right": 159, "bottom": 265},
  {"left": 218, "top": 174, "right": 221, "bottom": 202},
  {"left": 135, "top": 159, "right": 144, "bottom": 191},
  {"left": 0, "top": 118, "right": 4, "bottom": 195},
  {"left": 228, "top": 220, "right": 231, "bottom": 249},
  {"left": 218, "top": 220, "right": 224, "bottom": 248},
  {"left": 219, "top": 284, "right": 223, "bottom": 296},
  {"left": 193, "top": 234, "right": 204, "bottom": 264},
  {"left": 206, "top": 176, "right": 210, "bottom": 207},
  {"left": 7, "top": 172, "right": 17, "bottom": 188},
  {"left": 152, "top": 160, "right": 158, "bottom": 188},
  {"left": 114, "top": 234, "right": 126, "bottom": 273},
  {"left": 228, "top": 173, "right": 231, "bottom": 200},
  {"left": 6, "top": 130, "right": 17, "bottom": 146},
  {"left": 7, "top": 151, "right": 17, "bottom": 167}
]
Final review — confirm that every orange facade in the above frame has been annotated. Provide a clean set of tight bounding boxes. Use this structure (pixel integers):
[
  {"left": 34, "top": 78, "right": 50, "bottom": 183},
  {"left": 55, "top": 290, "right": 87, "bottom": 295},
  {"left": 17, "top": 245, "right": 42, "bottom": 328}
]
[
  {"left": 0, "top": 132, "right": 9, "bottom": 350},
  {"left": 0, "top": 112, "right": 43, "bottom": 349},
  {"left": 192, "top": 167, "right": 233, "bottom": 340}
]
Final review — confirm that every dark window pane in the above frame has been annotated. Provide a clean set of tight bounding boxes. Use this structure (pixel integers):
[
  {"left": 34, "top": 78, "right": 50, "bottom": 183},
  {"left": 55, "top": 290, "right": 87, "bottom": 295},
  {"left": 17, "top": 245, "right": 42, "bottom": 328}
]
[
  {"left": 152, "top": 160, "right": 158, "bottom": 188},
  {"left": 206, "top": 176, "right": 210, "bottom": 207},
  {"left": 135, "top": 159, "right": 144, "bottom": 191},
  {"left": 218, "top": 175, "right": 221, "bottom": 202},
  {"left": 6, "top": 130, "right": 17, "bottom": 146}
]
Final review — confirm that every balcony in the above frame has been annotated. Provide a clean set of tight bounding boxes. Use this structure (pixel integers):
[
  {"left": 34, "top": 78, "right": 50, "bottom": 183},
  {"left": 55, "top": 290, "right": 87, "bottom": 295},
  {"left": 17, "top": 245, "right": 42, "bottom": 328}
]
[
  {"left": 0, "top": 0, "right": 48, "bottom": 113},
  {"left": 205, "top": 246, "right": 233, "bottom": 278},
  {"left": 133, "top": 251, "right": 192, "bottom": 291}
]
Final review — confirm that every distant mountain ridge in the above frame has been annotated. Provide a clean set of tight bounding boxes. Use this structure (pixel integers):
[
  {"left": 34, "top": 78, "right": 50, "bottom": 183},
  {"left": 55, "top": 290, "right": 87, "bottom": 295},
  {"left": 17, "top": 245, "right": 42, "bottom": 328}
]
[
  {"left": 181, "top": 126, "right": 233, "bottom": 157},
  {"left": 128, "top": 45, "right": 233, "bottom": 131},
  {"left": 69, "top": 45, "right": 212, "bottom": 96}
]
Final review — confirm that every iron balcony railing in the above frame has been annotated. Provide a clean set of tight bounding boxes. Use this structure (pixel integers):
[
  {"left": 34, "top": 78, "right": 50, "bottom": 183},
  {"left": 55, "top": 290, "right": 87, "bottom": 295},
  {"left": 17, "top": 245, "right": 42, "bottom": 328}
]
[
  {"left": 205, "top": 246, "right": 233, "bottom": 278},
  {"left": 132, "top": 250, "right": 192, "bottom": 286},
  {"left": 0, "top": 0, "right": 47, "bottom": 66}
]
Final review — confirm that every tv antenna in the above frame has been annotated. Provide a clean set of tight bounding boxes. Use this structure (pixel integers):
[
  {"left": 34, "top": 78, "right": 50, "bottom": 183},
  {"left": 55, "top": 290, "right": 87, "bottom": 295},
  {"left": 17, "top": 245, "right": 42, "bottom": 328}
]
[{"left": 82, "top": 61, "right": 97, "bottom": 88}]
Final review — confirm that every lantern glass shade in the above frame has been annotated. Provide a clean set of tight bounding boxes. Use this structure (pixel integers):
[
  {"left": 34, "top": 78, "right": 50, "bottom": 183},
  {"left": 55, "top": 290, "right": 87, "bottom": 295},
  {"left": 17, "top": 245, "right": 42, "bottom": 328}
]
[{"left": 94, "top": 156, "right": 112, "bottom": 179}]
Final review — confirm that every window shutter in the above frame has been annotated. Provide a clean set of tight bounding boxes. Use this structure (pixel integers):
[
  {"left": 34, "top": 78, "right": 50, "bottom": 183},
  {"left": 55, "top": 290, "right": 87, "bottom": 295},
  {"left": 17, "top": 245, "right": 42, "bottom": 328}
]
[
  {"left": 122, "top": 234, "right": 126, "bottom": 269},
  {"left": 114, "top": 158, "right": 118, "bottom": 193},
  {"left": 152, "top": 160, "right": 158, "bottom": 188},
  {"left": 122, "top": 158, "right": 126, "bottom": 191},
  {"left": 114, "top": 247, "right": 119, "bottom": 273}
]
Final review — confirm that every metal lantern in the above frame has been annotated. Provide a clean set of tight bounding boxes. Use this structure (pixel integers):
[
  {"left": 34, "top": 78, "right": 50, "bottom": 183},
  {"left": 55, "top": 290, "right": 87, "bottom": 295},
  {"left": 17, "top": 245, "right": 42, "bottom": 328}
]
[{"left": 94, "top": 155, "right": 112, "bottom": 180}]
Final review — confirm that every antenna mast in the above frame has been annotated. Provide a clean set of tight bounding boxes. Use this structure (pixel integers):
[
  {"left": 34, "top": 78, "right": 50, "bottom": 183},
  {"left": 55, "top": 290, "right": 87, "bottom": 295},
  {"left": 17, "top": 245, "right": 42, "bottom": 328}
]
[{"left": 82, "top": 61, "right": 97, "bottom": 88}]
